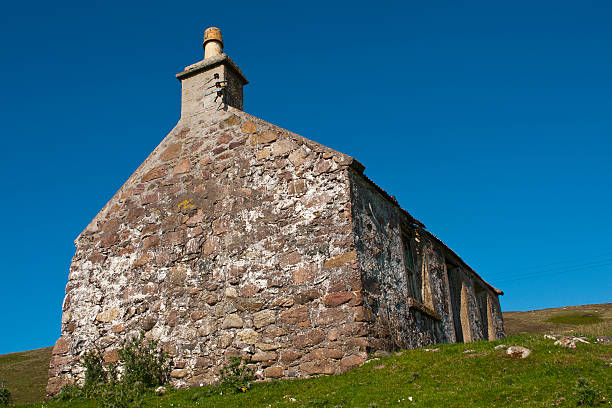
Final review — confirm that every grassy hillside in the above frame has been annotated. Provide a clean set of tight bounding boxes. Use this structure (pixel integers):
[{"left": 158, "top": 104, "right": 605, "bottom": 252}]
[
  {"left": 1, "top": 304, "right": 610, "bottom": 407},
  {"left": 0, "top": 347, "right": 52, "bottom": 404},
  {"left": 503, "top": 303, "right": 612, "bottom": 336}
]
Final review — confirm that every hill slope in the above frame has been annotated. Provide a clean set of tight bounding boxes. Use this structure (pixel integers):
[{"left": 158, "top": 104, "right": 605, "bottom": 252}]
[
  {"left": 503, "top": 303, "right": 612, "bottom": 336},
  {"left": 0, "top": 346, "right": 52, "bottom": 404}
]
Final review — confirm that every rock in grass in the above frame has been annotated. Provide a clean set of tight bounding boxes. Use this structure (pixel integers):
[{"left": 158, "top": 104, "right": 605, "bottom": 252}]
[
  {"left": 506, "top": 346, "right": 531, "bottom": 359},
  {"left": 554, "top": 336, "right": 590, "bottom": 349},
  {"left": 494, "top": 344, "right": 507, "bottom": 350},
  {"left": 555, "top": 337, "right": 577, "bottom": 349},
  {"left": 543, "top": 334, "right": 558, "bottom": 340},
  {"left": 596, "top": 336, "right": 612, "bottom": 345}
]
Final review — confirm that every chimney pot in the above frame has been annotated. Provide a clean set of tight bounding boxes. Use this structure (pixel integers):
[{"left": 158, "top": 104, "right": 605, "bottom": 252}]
[{"left": 203, "top": 27, "right": 223, "bottom": 59}]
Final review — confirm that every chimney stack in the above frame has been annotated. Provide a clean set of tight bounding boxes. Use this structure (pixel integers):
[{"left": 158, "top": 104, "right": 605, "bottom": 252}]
[
  {"left": 203, "top": 27, "right": 223, "bottom": 59},
  {"left": 176, "top": 27, "right": 248, "bottom": 117}
]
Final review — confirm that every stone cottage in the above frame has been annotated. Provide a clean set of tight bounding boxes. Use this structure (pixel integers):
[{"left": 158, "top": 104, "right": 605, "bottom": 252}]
[{"left": 47, "top": 27, "right": 504, "bottom": 395}]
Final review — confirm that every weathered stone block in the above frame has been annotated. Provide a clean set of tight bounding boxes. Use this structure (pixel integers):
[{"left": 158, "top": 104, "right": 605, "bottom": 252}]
[
  {"left": 253, "top": 310, "right": 276, "bottom": 328},
  {"left": 142, "top": 165, "right": 167, "bottom": 182},
  {"left": 339, "top": 354, "right": 366, "bottom": 370},
  {"left": 202, "top": 235, "right": 220, "bottom": 255},
  {"left": 264, "top": 326, "right": 289, "bottom": 338},
  {"left": 292, "top": 266, "right": 315, "bottom": 284},
  {"left": 173, "top": 159, "right": 191, "bottom": 175},
  {"left": 323, "top": 251, "right": 357, "bottom": 269},
  {"left": 271, "top": 139, "right": 296, "bottom": 156},
  {"left": 278, "top": 251, "right": 301, "bottom": 267},
  {"left": 251, "top": 351, "right": 277, "bottom": 362},
  {"left": 323, "top": 292, "right": 354, "bottom": 307},
  {"left": 280, "top": 349, "right": 302, "bottom": 363},
  {"left": 103, "top": 350, "right": 119, "bottom": 363},
  {"left": 280, "top": 306, "right": 309, "bottom": 325},
  {"left": 53, "top": 338, "right": 70, "bottom": 355},
  {"left": 308, "top": 348, "right": 343, "bottom": 360},
  {"left": 221, "top": 314, "right": 243, "bottom": 329},
  {"left": 288, "top": 149, "right": 309, "bottom": 168},
  {"left": 316, "top": 308, "right": 346, "bottom": 326},
  {"left": 186, "top": 210, "right": 204, "bottom": 226},
  {"left": 96, "top": 308, "right": 120, "bottom": 323},
  {"left": 288, "top": 179, "right": 307, "bottom": 196},
  {"left": 254, "top": 130, "right": 278, "bottom": 144},
  {"left": 240, "top": 120, "right": 257, "bottom": 134},
  {"left": 240, "top": 284, "right": 259, "bottom": 297},
  {"left": 161, "top": 143, "right": 182, "bottom": 161},
  {"left": 142, "top": 235, "right": 160, "bottom": 250},
  {"left": 300, "top": 360, "right": 335, "bottom": 375},
  {"left": 237, "top": 329, "right": 259, "bottom": 344},
  {"left": 111, "top": 323, "right": 125, "bottom": 333},
  {"left": 142, "top": 316, "right": 157, "bottom": 331},
  {"left": 224, "top": 287, "right": 239, "bottom": 298},
  {"left": 195, "top": 357, "right": 212, "bottom": 368},
  {"left": 256, "top": 342, "right": 282, "bottom": 351},
  {"left": 293, "top": 329, "right": 325, "bottom": 348},
  {"left": 198, "top": 321, "right": 216, "bottom": 337},
  {"left": 263, "top": 365, "right": 284, "bottom": 378},
  {"left": 171, "top": 369, "right": 188, "bottom": 378},
  {"left": 293, "top": 289, "right": 321, "bottom": 305},
  {"left": 217, "top": 333, "right": 233, "bottom": 348}
]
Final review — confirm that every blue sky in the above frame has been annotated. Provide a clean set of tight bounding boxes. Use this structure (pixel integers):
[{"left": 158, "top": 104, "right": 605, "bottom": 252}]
[{"left": 0, "top": 1, "right": 610, "bottom": 354}]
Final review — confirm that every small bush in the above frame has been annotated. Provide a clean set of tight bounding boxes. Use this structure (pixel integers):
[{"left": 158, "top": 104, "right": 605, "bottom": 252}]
[
  {"left": 55, "top": 384, "right": 84, "bottom": 401},
  {"left": 82, "top": 349, "right": 107, "bottom": 389},
  {"left": 118, "top": 333, "right": 170, "bottom": 388},
  {"left": 53, "top": 332, "right": 171, "bottom": 406},
  {"left": 219, "top": 356, "right": 254, "bottom": 393},
  {"left": 0, "top": 388, "right": 11, "bottom": 407}
]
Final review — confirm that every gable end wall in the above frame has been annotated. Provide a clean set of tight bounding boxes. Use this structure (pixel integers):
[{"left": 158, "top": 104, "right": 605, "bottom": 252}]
[{"left": 48, "top": 109, "right": 370, "bottom": 395}]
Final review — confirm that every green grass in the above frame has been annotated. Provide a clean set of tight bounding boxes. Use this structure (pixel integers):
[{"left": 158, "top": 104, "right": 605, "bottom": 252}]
[
  {"left": 13, "top": 334, "right": 612, "bottom": 408},
  {"left": 0, "top": 347, "right": 52, "bottom": 404},
  {"left": 3, "top": 304, "right": 611, "bottom": 407},
  {"left": 546, "top": 313, "right": 604, "bottom": 326}
]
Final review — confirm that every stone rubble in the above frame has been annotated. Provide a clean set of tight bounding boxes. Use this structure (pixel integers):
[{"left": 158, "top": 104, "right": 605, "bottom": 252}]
[
  {"left": 506, "top": 346, "right": 531, "bottom": 359},
  {"left": 553, "top": 336, "right": 590, "bottom": 349}
]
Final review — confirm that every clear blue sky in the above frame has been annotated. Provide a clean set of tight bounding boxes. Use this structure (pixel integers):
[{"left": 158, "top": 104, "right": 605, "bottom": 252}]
[{"left": 0, "top": 1, "right": 610, "bottom": 354}]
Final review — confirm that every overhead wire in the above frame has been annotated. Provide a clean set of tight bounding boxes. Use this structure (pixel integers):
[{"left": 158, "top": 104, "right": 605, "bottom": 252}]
[
  {"left": 486, "top": 251, "right": 612, "bottom": 277},
  {"left": 495, "top": 258, "right": 612, "bottom": 283}
]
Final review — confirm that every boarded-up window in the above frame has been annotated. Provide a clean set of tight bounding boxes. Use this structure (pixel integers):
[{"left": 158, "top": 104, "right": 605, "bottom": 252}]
[
  {"left": 404, "top": 238, "right": 415, "bottom": 272},
  {"left": 402, "top": 234, "right": 419, "bottom": 300}
]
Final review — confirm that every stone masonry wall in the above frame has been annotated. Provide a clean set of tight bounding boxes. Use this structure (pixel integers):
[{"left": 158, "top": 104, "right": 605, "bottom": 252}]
[
  {"left": 349, "top": 169, "right": 504, "bottom": 351},
  {"left": 48, "top": 54, "right": 504, "bottom": 396},
  {"left": 47, "top": 106, "right": 369, "bottom": 395}
]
